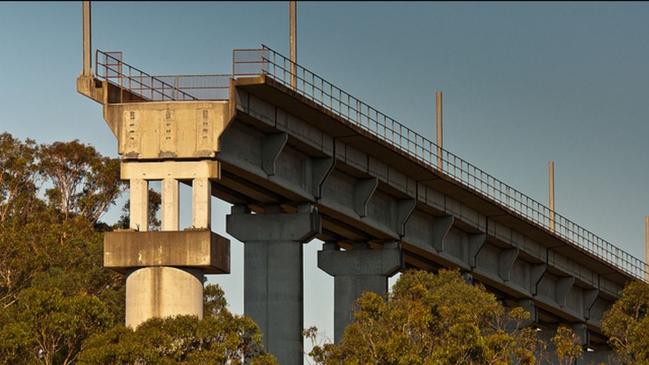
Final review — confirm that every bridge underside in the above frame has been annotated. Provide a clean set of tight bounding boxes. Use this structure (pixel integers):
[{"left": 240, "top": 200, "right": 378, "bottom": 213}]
[{"left": 206, "top": 76, "right": 630, "bottom": 352}]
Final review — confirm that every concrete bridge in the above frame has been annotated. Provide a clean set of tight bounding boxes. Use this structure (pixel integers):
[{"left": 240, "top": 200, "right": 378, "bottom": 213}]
[{"left": 77, "top": 13, "right": 645, "bottom": 364}]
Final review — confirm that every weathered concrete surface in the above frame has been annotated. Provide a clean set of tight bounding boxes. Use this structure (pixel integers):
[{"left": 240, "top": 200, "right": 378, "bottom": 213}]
[
  {"left": 318, "top": 242, "right": 402, "bottom": 342},
  {"left": 103, "top": 101, "right": 230, "bottom": 159},
  {"left": 125, "top": 266, "right": 204, "bottom": 328},
  {"left": 104, "top": 230, "right": 230, "bottom": 274},
  {"left": 226, "top": 204, "right": 320, "bottom": 365}
]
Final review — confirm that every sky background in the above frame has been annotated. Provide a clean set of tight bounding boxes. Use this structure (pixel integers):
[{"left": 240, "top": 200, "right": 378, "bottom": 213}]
[{"left": 1, "top": 1, "right": 649, "bottom": 361}]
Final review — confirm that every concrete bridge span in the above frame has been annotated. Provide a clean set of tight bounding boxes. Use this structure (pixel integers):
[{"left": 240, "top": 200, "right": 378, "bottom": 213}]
[{"left": 77, "top": 44, "right": 643, "bottom": 364}]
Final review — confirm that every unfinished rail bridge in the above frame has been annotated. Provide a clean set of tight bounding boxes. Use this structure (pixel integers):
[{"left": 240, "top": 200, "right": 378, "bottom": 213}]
[{"left": 77, "top": 5, "right": 646, "bottom": 365}]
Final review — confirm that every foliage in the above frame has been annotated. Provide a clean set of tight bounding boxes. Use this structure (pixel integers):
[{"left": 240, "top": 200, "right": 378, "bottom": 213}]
[
  {"left": 0, "top": 133, "right": 275, "bottom": 365},
  {"left": 77, "top": 284, "right": 277, "bottom": 365},
  {"left": 551, "top": 326, "right": 583, "bottom": 365},
  {"left": 38, "top": 140, "right": 122, "bottom": 224},
  {"left": 307, "top": 269, "right": 546, "bottom": 365},
  {"left": 602, "top": 280, "right": 649, "bottom": 364}
]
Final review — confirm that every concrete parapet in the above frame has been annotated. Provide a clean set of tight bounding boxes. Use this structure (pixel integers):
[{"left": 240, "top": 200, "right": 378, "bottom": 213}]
[
  {"left": 104, "top": 230, "right": 230, "bottom": 274},
  {"left": 226, "top": 204, "right": 321, "bottom": 365},
  {"left": 125, "top": 266, "right": 204, "bottom": 328},
  {"left": 318, "top": 242, "right": 402, "bottom": 342}
]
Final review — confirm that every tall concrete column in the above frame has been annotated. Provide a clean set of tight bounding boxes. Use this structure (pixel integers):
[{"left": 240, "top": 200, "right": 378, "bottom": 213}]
[
  {"left": 192, "top": 177, "right": 211, "bottom": 229},
  {"left": 129, "top": 178, "right": 148, "bottom": 231},
  {"left": 226, "top": 204, "right": 320, "bottom": 365},
  {"left": 161, "top": 177, "right": 179, "bottom": 231},
  {"left": 318, "top": 242, "right": 402, "bottom": 342}
]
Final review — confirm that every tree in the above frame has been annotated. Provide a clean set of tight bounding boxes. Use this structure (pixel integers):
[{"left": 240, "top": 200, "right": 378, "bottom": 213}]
[
  {"left": 77, "top": 284, "right": 277, "bottom": 365},
  {"left": 307, "top": 269, "right": 546, "bottom": 365},
  {"left": 552, "top": 326, "right": 583, "bottom": 365},
  {"left": 0, "top": 135, "right": 125, "bottom": 364},
  {"left": 1, "top": 134, "right": 276, "bottom": 365},
  {"left": 38, "top": 140, "right": 122, "bottom": 224},
  {"left": 602, "top": 280, "right": 649, "bottom": 364}
]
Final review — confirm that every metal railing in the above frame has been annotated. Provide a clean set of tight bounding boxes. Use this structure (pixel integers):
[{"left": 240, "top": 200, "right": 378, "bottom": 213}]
[
  {"left": 232, "top": 45, "right": 648, "bottom": 281},
  {"left": 95, "top": 51, "right": 229, "bottom": 101}
]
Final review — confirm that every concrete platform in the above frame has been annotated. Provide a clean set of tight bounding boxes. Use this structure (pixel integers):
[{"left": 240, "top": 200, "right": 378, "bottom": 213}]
[{"left": 104, "top": 229, "right": 230, "bottom": 274}]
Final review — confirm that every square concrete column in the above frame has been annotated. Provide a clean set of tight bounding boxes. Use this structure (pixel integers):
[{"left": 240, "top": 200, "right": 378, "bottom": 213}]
[
  {"left": 318, "top": 242, "right": 402, "bottom": 343},
  {"left": 129, "top": 178, "right": 148, "bottom": 231},
  {"left": 161, "top": 177, "right": 179, "bottom": 231},
  {"left": 192, "top": 177, "right": 211, "bottom": 229},
  {"left": 226, "top": 204, "right": 320, "bottom": 365}
]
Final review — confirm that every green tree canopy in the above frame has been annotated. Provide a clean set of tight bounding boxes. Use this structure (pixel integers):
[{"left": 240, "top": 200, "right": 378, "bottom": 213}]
[
  {"left": 0, "top": 133, "right": 274, "bottom": 365},
  {"left": 77, "top": 284, "right": 277, "bottom": 365},
  {"left": 602, "top": 280, "right": 649, "bottom": 364},
  {"left": 307, "top": 269, "right": 584, "bottom": 365}
]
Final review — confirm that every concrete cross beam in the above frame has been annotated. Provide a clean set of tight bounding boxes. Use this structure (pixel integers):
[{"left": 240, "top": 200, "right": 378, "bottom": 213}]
[{"left": 318, "top": 241, "right": 402, "bottom": 342}]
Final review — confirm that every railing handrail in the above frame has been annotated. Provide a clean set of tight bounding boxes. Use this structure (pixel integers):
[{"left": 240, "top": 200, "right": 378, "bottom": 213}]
[
  {"left": 232, "top": 45, "right": 648, "bottom": 282},
  {"left": 95, "top": 50, "right": 199, "bottom": 101}
]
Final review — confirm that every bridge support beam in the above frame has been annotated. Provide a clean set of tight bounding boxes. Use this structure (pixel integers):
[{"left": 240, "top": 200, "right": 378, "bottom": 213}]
[
  {"left": 226, "top": 204, "right": 320, "bottom": 365},
  {"left": 318, "top": 242, "right": 402, "bottom": 342}
]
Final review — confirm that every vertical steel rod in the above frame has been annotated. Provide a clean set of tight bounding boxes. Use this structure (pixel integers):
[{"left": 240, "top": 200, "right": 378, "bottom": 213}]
[
  {"left": 549, "top": 160, "right": 556, "bottom": 232},
  {"left": 289, "top": 1, "right": 297, "bottom": 89},
  {"left": 645, "top": 216, "right": 649, "bottom": 280},
  {"left": 82, "top": 1, "right": 92, "bottom": 76},
  {"left": 436, "top": 91, "right": 443, "bottom": 171}
]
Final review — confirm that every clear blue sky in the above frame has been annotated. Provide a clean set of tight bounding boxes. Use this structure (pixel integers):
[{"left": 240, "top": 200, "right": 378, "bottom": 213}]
[{"left": 2, "top": 1, "right": 649, "bottom": 357}]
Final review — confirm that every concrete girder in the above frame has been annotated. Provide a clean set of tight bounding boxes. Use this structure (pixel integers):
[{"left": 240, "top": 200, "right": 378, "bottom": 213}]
[
  {"left": 498, "top": 247, "right": 519, "bottom": 282},
  {"left": 318, "top": 241, "right": 402, "bottom": 342},
  {"left": 468, "top": 232, "right": 487, "bottom": 269},
  {"left": 557, "top": 276, "right": 576, "bottom": 309},
  {"left": 226, "top": 204, "right": 321, "bottom": 365},
  {"left": 531, "top": 263, "right": 547, "bottom": 296},
  {"left": 311, "top": 156, "right": 335, "bottom": 199},
  {"left": 353, "top": 177, "right": 378, "bottom": 217},
  {"left": 583, "top": 288, "right": 599, "bottom": 320},
  {"left": 262, "top": 132, "right": 288, "bottom": 176},
  {"left": 432, "top": 215, "right": 455, "bottom": 252},
  {"left": 396, "top": 199, "right": 417, "bottom": 237}
]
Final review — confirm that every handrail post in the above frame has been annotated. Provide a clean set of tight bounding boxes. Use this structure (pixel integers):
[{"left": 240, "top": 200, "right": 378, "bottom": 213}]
[
  {"left": 548, "top": 160, "right": 556, "bottom": 232},
  {"left": 436, "top": 91, "right": 443, "bottom": 172},
  {"left": 289, "top": 1, "right": 297, "bottom": 90}
]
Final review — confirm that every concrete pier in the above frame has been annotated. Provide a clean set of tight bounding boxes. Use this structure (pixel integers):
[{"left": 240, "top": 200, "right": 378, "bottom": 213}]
[
  {"left": 318, "top": 242, "right": 402, "bottom": 342},
  {"left": 226, "top": 204, "right": 320, "bottom": 365},
  {"left": 125, "top": 267, "right": 204, "bottom": 327},
  {"left": 105, "top": 160, "right": 229, "bottom": 328}
]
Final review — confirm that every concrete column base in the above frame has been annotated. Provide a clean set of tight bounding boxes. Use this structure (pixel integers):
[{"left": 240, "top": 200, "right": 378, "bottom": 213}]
[
  {"left": 318, "top": 242, "right": 402, "bottom": 342},
  {"left": 125, "top": 266, "right": 204, "bottom": 328}
]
